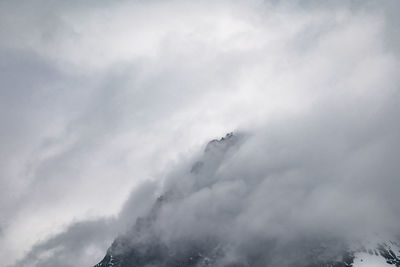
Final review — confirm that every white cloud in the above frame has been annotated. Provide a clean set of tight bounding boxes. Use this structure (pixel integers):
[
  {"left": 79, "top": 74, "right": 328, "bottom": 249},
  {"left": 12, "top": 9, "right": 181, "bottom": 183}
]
[{"left": 0, "top": 0, "right": 399, "bottom": 266}]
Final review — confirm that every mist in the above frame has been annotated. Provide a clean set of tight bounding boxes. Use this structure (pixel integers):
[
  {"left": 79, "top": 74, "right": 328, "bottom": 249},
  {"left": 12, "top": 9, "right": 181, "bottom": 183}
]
[{"left": 1, "top": 0, "right": 400, "bottom": 266}]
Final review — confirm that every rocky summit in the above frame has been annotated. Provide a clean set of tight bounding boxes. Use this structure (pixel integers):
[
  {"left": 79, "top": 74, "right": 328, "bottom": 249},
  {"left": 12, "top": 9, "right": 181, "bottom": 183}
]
[{"left": 94, "top": 133, "right": 400, "bottom": 267}]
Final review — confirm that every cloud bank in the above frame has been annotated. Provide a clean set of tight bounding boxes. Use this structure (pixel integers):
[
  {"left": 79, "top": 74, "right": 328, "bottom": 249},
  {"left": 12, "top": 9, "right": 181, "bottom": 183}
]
[{"left": 1, "top": 0, "right": 399, "bottom": 266}]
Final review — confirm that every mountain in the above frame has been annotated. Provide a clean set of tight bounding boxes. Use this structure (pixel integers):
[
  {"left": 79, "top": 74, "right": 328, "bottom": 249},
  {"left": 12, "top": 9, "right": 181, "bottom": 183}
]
[
  {"left": 93, "top": 133, "right": 400, "bottom": 267},
  {"left": 94, "top": 240, "right": 400, "bottom": 267}
]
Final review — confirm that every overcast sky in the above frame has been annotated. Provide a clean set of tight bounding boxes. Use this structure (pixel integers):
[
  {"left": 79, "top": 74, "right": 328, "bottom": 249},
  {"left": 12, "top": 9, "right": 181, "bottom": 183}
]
[{"left": 1, "top": 1, "right": 400, "bottom": 266}]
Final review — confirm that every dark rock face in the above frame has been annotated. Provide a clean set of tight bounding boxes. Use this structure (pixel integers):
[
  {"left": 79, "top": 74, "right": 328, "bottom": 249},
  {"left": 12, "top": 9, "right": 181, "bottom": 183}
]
[
  {"left": 204, "top": 132, "right": 236, "bottom": 153},
  {"left": 376, "top": 242, "right": 400, "bottom": 266},
  {"left": 93, "top": 133, "right": 399, "bottom": 267},
  {"left": 94, "top": 237, "right": 355, "bottom": 267},
  {"left": 94, "top": 133, "right": 236, "bottom": 267},
  {"left": 95, "top": 193, "right": 221, "bottom": 267},
  {"left": 95, "top": 243, "right": 400, "bottom": 267},
  {"left": 93, "top": 199, "right": 398, "bottom": 267}
]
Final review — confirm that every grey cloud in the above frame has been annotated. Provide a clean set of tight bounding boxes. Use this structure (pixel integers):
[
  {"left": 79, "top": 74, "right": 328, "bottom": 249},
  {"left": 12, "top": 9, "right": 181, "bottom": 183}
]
[
  {"left": 9, "top": 181, "right": 159, "bottom": 267},
  {"left": 19, "top": 85, "right": 400, "bottom": 266},
  {"left": 9, "top": 219, "right": 115, "bottom": 267},
  {"left": 1, "top": 0, "right": 399, "bottom": 266},
  {"left": 99, "top": 89, "right": 400, "bottom": 266}
]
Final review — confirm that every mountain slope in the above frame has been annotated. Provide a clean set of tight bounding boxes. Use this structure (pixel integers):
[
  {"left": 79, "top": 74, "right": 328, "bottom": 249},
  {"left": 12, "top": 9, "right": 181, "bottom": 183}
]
[{"left": 93, "top": 133, "right": 400, "bottom": 267}]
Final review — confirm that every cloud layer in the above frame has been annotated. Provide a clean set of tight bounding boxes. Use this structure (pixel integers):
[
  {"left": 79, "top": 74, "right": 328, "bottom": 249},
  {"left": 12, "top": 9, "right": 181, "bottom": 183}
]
[{"left": 1, "top": 0, "right": 399, "bottom": 266}]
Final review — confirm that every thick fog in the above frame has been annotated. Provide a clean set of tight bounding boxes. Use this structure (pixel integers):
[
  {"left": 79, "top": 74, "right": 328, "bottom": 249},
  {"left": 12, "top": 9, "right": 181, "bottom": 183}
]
[{"left": 1, "top": 0, "right": 400, "bottom": 266}]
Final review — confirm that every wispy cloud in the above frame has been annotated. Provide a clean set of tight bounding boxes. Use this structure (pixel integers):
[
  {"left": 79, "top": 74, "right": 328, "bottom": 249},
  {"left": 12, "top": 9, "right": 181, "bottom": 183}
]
[{"left": 1, "top": 0, "right": 399, "bottom": 266}]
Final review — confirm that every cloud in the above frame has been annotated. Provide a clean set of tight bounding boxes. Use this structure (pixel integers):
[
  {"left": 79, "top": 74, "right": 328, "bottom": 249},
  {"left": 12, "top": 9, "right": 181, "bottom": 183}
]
[
  {"left": 94, "top": 88, "right": 400, "bottom": 266},
  {"left": 1, "top": 0, "right": 399, "bottom": 266},
  {"left": 9, "top": 219, "right": 115, "bottom": 267},
  {"left": 9, "top": 181, "right": 159, "bottom": 267}
]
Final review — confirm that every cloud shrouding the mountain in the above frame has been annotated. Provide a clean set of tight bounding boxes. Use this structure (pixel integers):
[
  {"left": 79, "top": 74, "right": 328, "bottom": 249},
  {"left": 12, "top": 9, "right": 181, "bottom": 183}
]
[{"left": 1, "top": 0, "right": 399, "bottom": 266}]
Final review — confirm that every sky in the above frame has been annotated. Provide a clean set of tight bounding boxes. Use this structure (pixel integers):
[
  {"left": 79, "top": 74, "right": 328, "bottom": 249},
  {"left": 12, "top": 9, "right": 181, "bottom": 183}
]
[{"left": 0, "top": 0, "right": 400, "bottom": 266}]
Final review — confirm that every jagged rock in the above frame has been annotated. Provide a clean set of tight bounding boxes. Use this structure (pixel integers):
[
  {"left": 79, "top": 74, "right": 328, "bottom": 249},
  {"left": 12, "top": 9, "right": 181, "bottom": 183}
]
[{"left": 93, "top": 133, "right": 400, "bottom": 267}]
